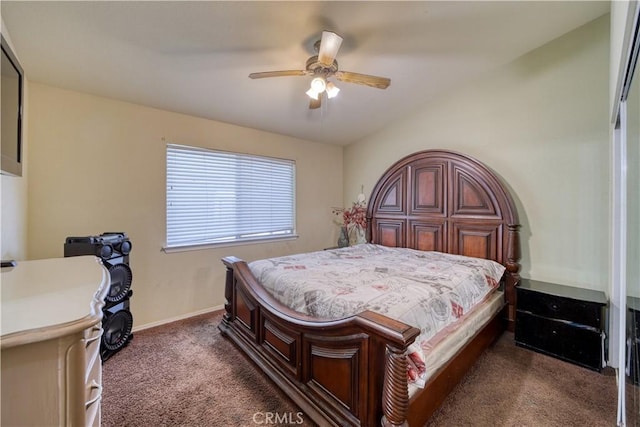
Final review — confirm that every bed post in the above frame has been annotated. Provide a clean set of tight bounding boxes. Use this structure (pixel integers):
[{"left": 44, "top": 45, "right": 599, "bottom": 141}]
[
  {"left": 381, "top": 344, "right": 410, "bottom": 427},
  {"left": 220, "top": 256, "right": 240, "bottom": 331},
  {"left": 505, "top": 224, "right": 521, "bottom": 331}
]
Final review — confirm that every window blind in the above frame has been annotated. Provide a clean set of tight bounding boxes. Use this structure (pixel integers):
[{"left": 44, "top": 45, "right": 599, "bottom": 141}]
[{"left": 166, "top": 144, "right": 295, "bottom": 248}]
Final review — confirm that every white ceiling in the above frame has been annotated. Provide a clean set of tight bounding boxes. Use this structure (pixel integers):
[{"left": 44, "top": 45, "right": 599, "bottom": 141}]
[{"left": 1, "top": 1, "right": 609, "bottom": 145}]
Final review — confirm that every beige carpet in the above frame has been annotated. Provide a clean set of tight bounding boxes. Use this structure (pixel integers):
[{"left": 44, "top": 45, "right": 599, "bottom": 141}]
[
  {"left": 102, "top": 311, "right": 617, "bottom": 427},
  {"left": 426, "top": 331, "right": 617, "bottom": 426}
]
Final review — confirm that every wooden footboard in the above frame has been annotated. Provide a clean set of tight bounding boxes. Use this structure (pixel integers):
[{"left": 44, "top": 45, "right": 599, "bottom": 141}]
[{"left": 219, "top": 256, "right": 421, "bottom": 427}]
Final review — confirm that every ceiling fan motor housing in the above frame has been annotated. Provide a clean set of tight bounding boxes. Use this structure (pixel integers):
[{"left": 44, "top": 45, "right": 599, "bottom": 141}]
[{"left": 306, "top": 55, "right": 338, "bottom": 77}]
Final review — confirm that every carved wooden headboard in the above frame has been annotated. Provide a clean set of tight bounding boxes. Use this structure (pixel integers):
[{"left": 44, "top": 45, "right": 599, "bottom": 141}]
[{"left": 366, "top": 150, "right": 521, "bottom": 327}]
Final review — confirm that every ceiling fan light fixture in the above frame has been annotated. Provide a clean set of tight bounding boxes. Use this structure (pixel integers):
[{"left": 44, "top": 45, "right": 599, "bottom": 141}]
[
  {"left": 326, "top": 82, "right": 340, "bottom": 99},
  {"left": 310, "top": 77, "right": 326, "bottom": 93},
  {"left": 306, "top": 88, "right": 320, "bottom": 100}
]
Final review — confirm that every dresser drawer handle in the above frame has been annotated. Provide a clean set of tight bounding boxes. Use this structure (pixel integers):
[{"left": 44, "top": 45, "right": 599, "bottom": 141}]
[
  {"left": 85, "top": 333, "right": 102, "bottom": 345},
  {"left": 85, "top": 326, "right": 102, "bottom": 347},
  {"left": 550, "top": 304, "right": 559, "bottom": 311},
  {"left": 85, "top": 380, "right": 102, "bottom": 408}
]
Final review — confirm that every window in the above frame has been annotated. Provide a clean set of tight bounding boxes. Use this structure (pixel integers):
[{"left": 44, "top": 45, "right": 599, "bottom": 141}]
[{"left": 166, "top": 144, "right": 296, "bottom": 250}]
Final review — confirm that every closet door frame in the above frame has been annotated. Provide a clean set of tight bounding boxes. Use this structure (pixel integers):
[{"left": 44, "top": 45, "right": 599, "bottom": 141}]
[{"left": 612, "top": 2, "right": 640, "bottom": 426}]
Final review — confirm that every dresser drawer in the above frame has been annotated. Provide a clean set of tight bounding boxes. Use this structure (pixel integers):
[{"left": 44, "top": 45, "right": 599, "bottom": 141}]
[
  {"left": 85, "top": 378, "right": 102, "bottom": 427},
  {"left": 85, "top": 349, "right": 102, "bottom": 400},
  {"left": 84, "top": 325, "right": 102, "bottom": 377},
  {"left": 84, "top": 323, "right": 102, "bottom": 426},
  {"left": 86, "top": 401, "right": 101, "bottom": 427},
  {"left": 515, "top": 311, "right": 603, "bottom": 371},
  {"left": 517, "top": 287, "right": 603, "bottom": 328},
  {"left": 85, "top": 356, "right": 102, "bottom": 426}
]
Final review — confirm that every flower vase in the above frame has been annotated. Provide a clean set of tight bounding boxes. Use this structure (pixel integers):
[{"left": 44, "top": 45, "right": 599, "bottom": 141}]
[
  {"left": 348, "top": 225, "right": 366, "bottom": 246},
  {"left": 337, "top": 226, "right": 349, "bottom": 248}
]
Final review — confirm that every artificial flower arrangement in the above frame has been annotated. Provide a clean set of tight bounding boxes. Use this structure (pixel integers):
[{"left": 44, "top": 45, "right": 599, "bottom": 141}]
[{"left": 332, "top": 193, "right": 367, "bottom": 246}]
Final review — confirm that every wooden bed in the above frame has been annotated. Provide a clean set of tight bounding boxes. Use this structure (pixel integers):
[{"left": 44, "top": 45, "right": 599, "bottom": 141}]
[{"left": 219, "top": 150, "right": 521, "bottom": 427}]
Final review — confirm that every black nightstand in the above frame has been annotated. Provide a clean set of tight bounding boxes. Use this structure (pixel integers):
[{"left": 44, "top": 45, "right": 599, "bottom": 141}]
[{"left": 515, "top": 278, "right": 608, "bottom": 371}]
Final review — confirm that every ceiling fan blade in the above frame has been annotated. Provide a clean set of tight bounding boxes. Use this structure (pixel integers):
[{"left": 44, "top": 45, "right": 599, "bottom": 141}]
[
  {"left": 335, "top": 71, "right": 391, "bottom": 89},
  {"left": 318, "top": 31, "right": 343, "bottom": 66},
  {"left": 249, "top": 70, "right": 309, "bottom": 79},
  {"left": 309, "top": 97, "right": 321, "bottom": 110}
]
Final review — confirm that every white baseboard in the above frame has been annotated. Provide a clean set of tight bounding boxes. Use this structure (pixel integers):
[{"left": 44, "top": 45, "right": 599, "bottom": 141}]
[{"left": 132, "top": 304, "right": 225, "bottom": 333}]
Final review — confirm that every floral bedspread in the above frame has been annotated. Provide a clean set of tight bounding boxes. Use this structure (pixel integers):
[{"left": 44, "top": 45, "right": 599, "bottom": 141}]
[{"left": 249, "top": 244, "right": 505, "bottom": 386}]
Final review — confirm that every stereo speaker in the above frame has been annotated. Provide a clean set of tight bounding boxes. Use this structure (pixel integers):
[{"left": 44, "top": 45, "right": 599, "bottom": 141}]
[
  {"left": 64, "top": 232, "right": 134, "bottom": 361},
  {"left": 64, "top": 232, "right": 131, "bottom": 259},
  {"left": 101, "top": 301, "right": 134, "bottom": 361}
]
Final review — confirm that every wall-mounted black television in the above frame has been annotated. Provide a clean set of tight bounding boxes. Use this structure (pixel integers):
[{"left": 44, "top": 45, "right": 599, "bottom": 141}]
[{"left": 1, "top": 33, "right": 24, "bottom": 177}]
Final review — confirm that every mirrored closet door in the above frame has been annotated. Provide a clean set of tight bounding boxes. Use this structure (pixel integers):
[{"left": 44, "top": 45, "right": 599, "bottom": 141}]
[
  {"left": 627, "top": 49, "right": 640, "bottom": 427},
  {"left": 623, "top": 3, "right": 640, "bottom": 425}
]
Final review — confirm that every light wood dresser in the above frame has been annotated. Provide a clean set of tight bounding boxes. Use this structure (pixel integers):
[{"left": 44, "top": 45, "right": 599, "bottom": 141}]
[{"left": 1, "top": 256, "right": 109, "bottom": 426}]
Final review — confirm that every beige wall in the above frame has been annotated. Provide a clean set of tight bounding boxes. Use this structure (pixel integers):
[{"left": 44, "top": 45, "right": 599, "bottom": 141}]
[
  {"left": 0, "top": 19, "right": 28, "bottom": 262},
  {"left": 26, "top": 84, "right": 343, "bottom": 328},
  {"left": 345, "top": 16, "right": 610, "bottom": 292}
]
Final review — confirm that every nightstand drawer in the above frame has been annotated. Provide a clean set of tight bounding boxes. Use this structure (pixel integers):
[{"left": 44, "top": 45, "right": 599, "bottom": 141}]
[
  {"left": 630, "top": 308, "right": 640, "bottom": 339},
  {"left": 517, "top": 287, "right": 602, "bottom": 328},
  {"left": 628, "top": 337, "right": 640, "bottom": 385},
  {"left": 515, "top": 311, "right": 603, "bottom": 371}
]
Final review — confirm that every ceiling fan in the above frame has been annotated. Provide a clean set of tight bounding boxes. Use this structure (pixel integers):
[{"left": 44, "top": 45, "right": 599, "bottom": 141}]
[{"left": 249, "top": 31, "right": 391, "bottom": 109}]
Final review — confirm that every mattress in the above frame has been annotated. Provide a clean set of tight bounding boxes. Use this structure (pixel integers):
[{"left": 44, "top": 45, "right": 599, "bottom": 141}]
[
  {"left": 249, "top": 244, "right": 506, "bottom": 387},
  {"left": 408, "top": 290, "right": 504, "bottom": 396}
]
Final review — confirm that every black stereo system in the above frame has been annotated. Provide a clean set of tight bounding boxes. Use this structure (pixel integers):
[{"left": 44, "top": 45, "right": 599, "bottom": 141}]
[{"left": 64, "top": 232, "right": 134, "bottom": 361}]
